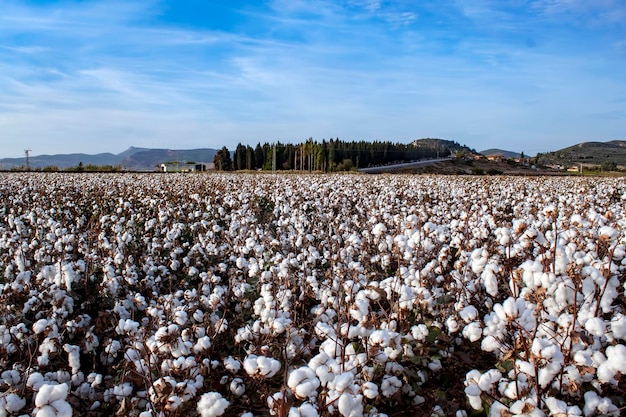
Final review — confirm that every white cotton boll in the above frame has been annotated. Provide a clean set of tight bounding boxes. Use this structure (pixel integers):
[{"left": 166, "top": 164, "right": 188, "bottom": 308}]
[
  {"left": 35, "top": 383, "right": 69, "bottom": 407},
  {"left": 462, "top": 322, "right": 482, "bottom": 343},
  {"left": 337, "top": 392, "right": 363, "bottom": 417},
  {"left": 193, "top": 336, "right": 212, "bottom": 353},
  {"left": 288, "top": 367, "right": 320, "bottom": 399},
  {"left": 411, "top": 324, "right": 429, "bottom": 342},
  {"left": 584, "top": 317, "right": 606, "bottom": 337},
  {"left": 63, "top": 344, "right": 81, "bottom": 374},
  {"left": 197, "top": 392, "right": 229, "bottom": 417},
  {"left": 482, "top": 266, "right": 498, "bottom": 297},
  {"left": 230, "top": 378, "right": 246, "bottom": 396},
  {"left": 372, "top": 223, "right": 387, "bottom": 237},
  {"left": 193, "top": 309, "right": 205, "bottom": 322},
  {"left": 1, "top": 393, "right": 26, "bottom": 413},
  {"left": 597, "top": 344, "right": 626, "bottom": 384},
  {"left": 362, "top": 382, "right": 378, "bottom": 399},
  {"left": 33, "top": 319, "right": 49, "bottom": 334},
  {"left": 428, "top": 359, "right": 442, "bottom": 371},
  {"left": 446, "top": 317, "right": 460, "bottom": 334},
  {"left": 464, "top": 384, "right": 482, "bottom": 410},
  {"left": 544, "top": 397, "right": 568, "bottom": 416},
  {"left": 224, "top": 356, "right": 241, "bottom": 372},
  {"left": 297, "top": 402, "right": 318, "bottom": 417},
  {"left": 459, "top": 305, "right": 478, "bottom": 323},
  {"left": 598, "top": 226, "right": 618, "bottom": 240},
  {"left": 333, "top": 372, "right": 354, "bottom": 393},
  {"left": 381, "top": 375, "right": 402, "bottom": 397},
  {"left": 477, "top": 370, "right": 502, "bottom": 392},
  {"left": 28, "top": 373, "right": 45, "bottom": 391},
  {"left": 174, "top": 310, "right": 188, "bottom": 326},
  {"left": 611, "top": 314, "right": 626, "bottom": 341},
  {"left": 583, "top": 391, "right": 618, "bottom": 417}
]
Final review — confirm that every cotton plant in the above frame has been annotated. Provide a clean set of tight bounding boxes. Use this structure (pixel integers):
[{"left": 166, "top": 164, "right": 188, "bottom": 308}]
[{"left": 1, "top": 173, "right": 626, "bottom": 416}]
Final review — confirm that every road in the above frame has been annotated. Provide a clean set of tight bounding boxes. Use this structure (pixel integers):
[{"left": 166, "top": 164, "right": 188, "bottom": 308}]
[{"left": 358, "top": 157, "right": 453, "bottom": 174}]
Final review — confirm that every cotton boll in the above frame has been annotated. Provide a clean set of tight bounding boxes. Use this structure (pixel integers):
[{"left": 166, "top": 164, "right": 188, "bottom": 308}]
[
  {"left": 380, "top": 375, "right": 402, "bottom": 397},
  {"left": 411, "top": 324, "right": 429, "bottom": 342},
  {"left": 193, "top": 336, "right": 212, "bottom": 353},
  {"left": 446, "top": 317, "right": 460, "bottom": 334},
  {"left": 33, "top": 318, "right": 49, "bottom": 334},
  {"left": 462, "top": 322, "right": 482, "bottom": 343},
  {"left": 362, "top": 382, "right": 378, "bottom": 399},
  {"left": 459, "top": 305, "right": 478, "bottom": 323},
  {"left": 477, "top": 370, "right": 502, "bottom": 392},
  {"left": 544, "top": 397, "right": 568, "bottom": 416},
  {"left": 583, "top": 391, "right": 619, "bottom": 416},
  {"left": 611, "top": 313, "right": 626, "bottom": 340},
  {"left": 584, "top": 317, "right": 606, "bottom": 338},
  {"left": 35, "top": 383, "right": 69, "bottom": 407},
  {"left": 297, "top": 402, "right": 318, "bottom": 417},
  {"left": 288, "top": 367, "right": 320, "bottom": 399},
  {"left": 224, "top": 356, "right": 241, "bottom": 373},
  {"left": 197, "top": 392, "right": 229, "bottom": 417},
  {"left": 63, "top": 344, "right": 80, "bottom": 375},
  {"left": 464, "top": 384, "right": 482, "bottom": 410},
  {"left": 337, "top": 392, "right": 363, "bottom": 417},
  {"left": 0, "top": 393, "right": 26, "bottom": 413},
  {"left": 230, "top": 378, "right": 246, "bottom": 396}
]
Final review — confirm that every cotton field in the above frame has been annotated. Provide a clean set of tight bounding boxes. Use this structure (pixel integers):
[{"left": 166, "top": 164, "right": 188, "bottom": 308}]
[{"left": 0, "top": 172, "right": 625, "bottom": 417}]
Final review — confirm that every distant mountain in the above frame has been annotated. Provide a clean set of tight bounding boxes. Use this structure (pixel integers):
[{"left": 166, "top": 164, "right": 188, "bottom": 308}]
[
  {"left": 538, "top": 140, "right": 626, "bottom": 167},
  {"left": 119, "top": 148, "right": 219, "bottom": 170},
  {"left": 0, "top": 147, "right": 219, "bottom": 170},
  {"left": 411, "top": 138, "right": 477, "bottom": 155},
  {"left": 480, "top": 149, "right": 521, "bottom": 159}
]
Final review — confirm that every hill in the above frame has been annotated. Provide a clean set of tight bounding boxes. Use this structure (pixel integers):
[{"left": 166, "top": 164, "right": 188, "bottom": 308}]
[
  {"left": 0, "top": 147, "right": 219, "bottom": 171},
  {"left": 538, "top": 140, "right": 626, "bottom": 168},
  {"left": 480, "top": 149, "right": 521, "bottom": 159},
  {"left": 411, "top": 138, "right": 477, "bottom": 156}
]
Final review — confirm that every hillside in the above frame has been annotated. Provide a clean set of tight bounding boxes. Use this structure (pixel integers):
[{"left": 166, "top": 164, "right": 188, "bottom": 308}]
[
  {"left": 0, "top": 147, "right": 218, "bottom": 170},
  {"left": 411, "top": 138, "right": 477, "bottom": 155},
  {"left": 480, "top": 148, "right": 521, "bottom": 159},
  {"left": 538, "top": 140, "right": 626, "bottom": 168}
]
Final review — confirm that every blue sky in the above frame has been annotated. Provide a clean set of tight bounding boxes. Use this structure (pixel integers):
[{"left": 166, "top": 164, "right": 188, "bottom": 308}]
[{"left": 1, "top": 0, "right": 625, "bottom": 157}]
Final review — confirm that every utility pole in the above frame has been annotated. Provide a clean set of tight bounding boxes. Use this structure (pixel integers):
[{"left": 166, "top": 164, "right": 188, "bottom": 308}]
[{"left": 25, "top": 149, "right": 32, "bottom": 170}]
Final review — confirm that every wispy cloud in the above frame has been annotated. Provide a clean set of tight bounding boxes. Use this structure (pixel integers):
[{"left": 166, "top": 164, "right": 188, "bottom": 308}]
[{"left": 0, "top": 0, "right": 624, "bottom": 157}]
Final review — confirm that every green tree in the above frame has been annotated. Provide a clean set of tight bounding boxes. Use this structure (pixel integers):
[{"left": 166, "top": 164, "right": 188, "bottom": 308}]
[
  {"left": 254, "top": 143, "right": 265, "bottom": 169},
  {"left": 213, "top": 146, "right": 233, "bottom": 171}
]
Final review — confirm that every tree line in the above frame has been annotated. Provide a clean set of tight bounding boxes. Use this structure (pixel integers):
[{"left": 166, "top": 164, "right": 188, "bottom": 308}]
[{"left": 214, "top": 138, "right": 453, "bottom": 172}]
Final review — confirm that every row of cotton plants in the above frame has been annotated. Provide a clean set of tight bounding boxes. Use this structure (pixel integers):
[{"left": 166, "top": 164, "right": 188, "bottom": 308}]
[{"left": 0, "top": 172, "right": 624, "bottom": 417}]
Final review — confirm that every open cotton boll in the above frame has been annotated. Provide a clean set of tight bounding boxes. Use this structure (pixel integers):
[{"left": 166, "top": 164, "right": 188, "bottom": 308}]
[
  {"left": 0, "top": 393, "right": 26, "bottom": 414},
  {"left": 462, "top": 322, "right": 482, "bottom": 343},
  {"left": 230, "top": 378, "right": 246, "bottom": 396},
  {"left": 63, "top": 344, "right": 80, "bottom": 374},
  {"left": 224, "top": 356, "right": 241, "bottom": 372},
  {"left": 610, "top": 313, "right": 626, "bottom": 340},
  {"left": 380, "top": 375, "right": 402, "bottom": 397},
  {"left": 33, "top": 318, "right": 49, "bottom": 334},
  {"left": 596, "top": 344, "right": 626, "bottom": 384},
  {"left": 337, "top": 392, "right": 363, "bottom": 417},
  {"left": 477, "top": 369, "right": 502, "bottom": 392},
  {"left": 197, "top": 392, "right": 229, "bottom": 417},
  {"left": 362, "top": 382, "right": 378, "bottom": 399},
  {"left": 332, "top": 372, "right": 354, "bottom": 393},
  {"left": 287, "top": 367, "right": 320, "bottom": 399},
  {"left": 459, "top": 305, "right": 479, "bottom": 323},
  {"left": 584, "top": 317, "right": 606, "bottom": 338},
  {"left": 583, "top": 391, "right": 619, "bottom": 417},
  {"left": 243, "top": 354, "right": 281, "bottom": 378},
  {"left": 35, "top": 383, "right": 69, "bottom": 408},
  {"left": 193, "top": 336, "right": 212, "bottom": 353}
]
